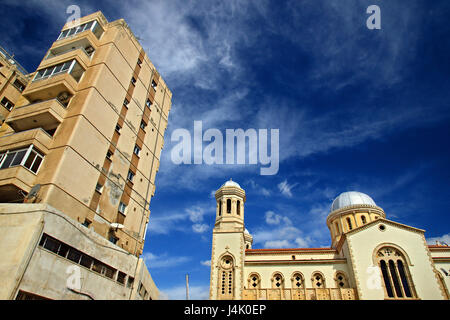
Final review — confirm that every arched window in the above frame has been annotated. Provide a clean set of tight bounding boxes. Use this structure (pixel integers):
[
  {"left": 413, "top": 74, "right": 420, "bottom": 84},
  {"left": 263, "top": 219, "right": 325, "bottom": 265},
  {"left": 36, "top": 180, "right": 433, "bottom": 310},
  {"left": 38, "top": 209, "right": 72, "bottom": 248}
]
[
  {"left": 346, "top": 217, "right": 352, "bottom": 231},
  {"left": 375, "top": 246, "right": 416, "bottom": 299},
  {"left": 237, "top": 200, "right": 240, "bottom": 215},
  {"left": 335, "top": 222, "right": 340, "bottom": 235},
  {"left": 218, "top": 255, "right": 234, "bottom": 299},
  {"left": 271, "top": 273, "right": 284, "bottom": 289},
  {"left": 312, "top": 272, "right": 326, "bottom": 288},
  {"left": 291, "top": 272, "right": 304, "bottom": 289},
  {"left": 335, "top": 272, "right": 349, "bottom": 288},
  {"left": 361, "top": 215, "right": 367, "bottom": 224},
  {"left": 226, "top": 199, "right": 231, "bottom": 214},
  {"left": 248, "top": 273, "right": 260, "bottom": 289}
]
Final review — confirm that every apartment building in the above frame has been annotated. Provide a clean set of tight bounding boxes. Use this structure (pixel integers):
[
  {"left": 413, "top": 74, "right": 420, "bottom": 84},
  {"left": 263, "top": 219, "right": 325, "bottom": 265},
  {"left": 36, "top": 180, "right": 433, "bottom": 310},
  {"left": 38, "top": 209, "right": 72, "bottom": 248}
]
[
  {"left": 0, "top": 11, "right": 172, "bottom": 300},
  {"left": 0, "top": 46, "right": 30, "bottom": 129}
]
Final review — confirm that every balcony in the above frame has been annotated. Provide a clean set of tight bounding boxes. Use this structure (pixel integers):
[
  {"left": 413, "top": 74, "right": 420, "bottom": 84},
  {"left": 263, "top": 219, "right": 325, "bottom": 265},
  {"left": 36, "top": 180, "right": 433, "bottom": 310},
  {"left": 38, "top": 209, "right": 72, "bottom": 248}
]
[
  {"left": 54, "top": 21, "right": 103, "bottom": 49},
  {"left": 41, "top": 46, "right": 92, "bottom": 72},
  {"left": 0, "top": 128, "right": 53, "bottom": 154},
  {"left": 242, "top": 288, "right": 358, "bottom": 300},
  {"left": 6, "top": 99, "right": 67, "bottom": 132},
  {"left": 22, "top": 60, "right": 84, "bottom": 103},
  {"left": 0, "top": 166, "right": 36, "bottom": 203}
]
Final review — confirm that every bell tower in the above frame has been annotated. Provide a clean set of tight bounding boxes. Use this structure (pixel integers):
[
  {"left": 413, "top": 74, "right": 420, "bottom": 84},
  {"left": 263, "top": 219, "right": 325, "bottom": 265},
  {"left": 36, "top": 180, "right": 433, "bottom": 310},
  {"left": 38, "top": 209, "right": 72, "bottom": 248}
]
[{"left": 209, "top": 179, "right": 246, "bottom": 300}]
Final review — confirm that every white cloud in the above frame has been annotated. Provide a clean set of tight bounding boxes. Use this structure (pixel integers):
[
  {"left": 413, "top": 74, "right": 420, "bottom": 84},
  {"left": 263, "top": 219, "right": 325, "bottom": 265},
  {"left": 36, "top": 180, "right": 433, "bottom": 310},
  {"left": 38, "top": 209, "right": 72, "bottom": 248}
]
[
  {"left": 160, "top": 284, "right": 210, "bottom": 300},
  {"left": 143, "top": 252, "right": 190, "bottom": 269},
  {"left": 192, "top": 223, "right": 209, "bottom": 233},
  {"left": 295, "top": 237, "right": 313, "bottom": 248},
  {"left": 148, "top": 204, "right": 213, "bottom": 236},
  {"left": 265, "top": 210, "right": 291, "bottom": 226},
  {"left": 187, "top": 206, "right": 207, "bottom": 223},
  {"left": 426, "top": 234, "right": 450, "bottom": 246},
  {"left": 278, "top": 180, "right": 297, "bottom": 198},
  {"left": 201, "top": 260, "right": 211, "bottom": 267},
  {"left": 264, "top": 240, "right": 292, "bottom": 248}
]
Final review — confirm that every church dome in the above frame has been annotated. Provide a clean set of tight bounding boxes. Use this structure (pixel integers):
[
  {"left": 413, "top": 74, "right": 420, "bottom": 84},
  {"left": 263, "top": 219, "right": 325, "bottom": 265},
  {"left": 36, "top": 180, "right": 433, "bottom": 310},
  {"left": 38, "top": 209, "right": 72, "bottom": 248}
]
[
  {"left": 331, "top": 191, "right": 376, "bottom": 212},
  {"left": 221, "top": 179, "right": 241, "bottom": 189}
]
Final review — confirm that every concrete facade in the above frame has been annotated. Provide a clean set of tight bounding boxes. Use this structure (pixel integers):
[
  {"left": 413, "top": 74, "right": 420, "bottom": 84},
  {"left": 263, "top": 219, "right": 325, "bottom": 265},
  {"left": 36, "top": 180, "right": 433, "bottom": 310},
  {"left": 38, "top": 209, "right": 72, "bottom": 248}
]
[
  {"left": 209, "top": 181, "right": 450, "bottom": 300},
  {"left": 0, "top": 203, "right": 158, "bottom": 300}
]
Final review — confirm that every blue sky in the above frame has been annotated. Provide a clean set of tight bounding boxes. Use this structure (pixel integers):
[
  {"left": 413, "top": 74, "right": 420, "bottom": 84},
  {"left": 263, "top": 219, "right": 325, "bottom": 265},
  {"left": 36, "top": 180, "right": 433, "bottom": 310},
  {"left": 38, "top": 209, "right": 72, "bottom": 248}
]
[{"left": 2, "top": 0, "right": 450, "bottom": 299}]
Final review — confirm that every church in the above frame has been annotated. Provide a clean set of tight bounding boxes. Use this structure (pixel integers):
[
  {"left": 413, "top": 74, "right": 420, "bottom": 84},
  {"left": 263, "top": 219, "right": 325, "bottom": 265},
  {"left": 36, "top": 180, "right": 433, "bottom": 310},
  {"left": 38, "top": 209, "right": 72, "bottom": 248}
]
[{"left": 208, "top": 179, "right": 450, "bottom": 300}]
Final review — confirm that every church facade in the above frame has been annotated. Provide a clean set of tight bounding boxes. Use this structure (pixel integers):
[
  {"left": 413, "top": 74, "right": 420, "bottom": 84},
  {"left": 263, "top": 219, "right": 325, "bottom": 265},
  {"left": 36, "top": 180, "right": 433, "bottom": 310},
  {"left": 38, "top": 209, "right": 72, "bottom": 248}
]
[{"left": 209, "top": 180, "right": 450, "bottom": 300}]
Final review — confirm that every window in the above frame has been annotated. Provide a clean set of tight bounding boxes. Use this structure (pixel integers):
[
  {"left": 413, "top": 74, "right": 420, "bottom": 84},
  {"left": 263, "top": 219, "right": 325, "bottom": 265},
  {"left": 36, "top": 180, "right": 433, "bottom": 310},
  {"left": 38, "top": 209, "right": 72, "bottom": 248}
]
[
  {"left": 361, "top": 215, "right": 367, "bottom": 224},
  {"left": 13, "top": 79, "right": 26, "bottom": 92},
  {"left": 151, "top": 80, "right": 157, "bottom": 90},
  {"left": 146, "top": 99, "right": 152, "bottom": 108},
  {"left": 271, "top": 273, "right": 284, "bottom": 289},
  {"left": 335, "top": 272, "right": 349, "bottom": 288},
  {"left": 1, "top": 97, "right": 14, "bottom": 111},
  {"left": 127, "top": 276, "right": 134, "bottom": 288},
  {"left": 115, "top": 123, "right": 122, "bottom": 134},
  {"left": 248, "top": 273, "right": 260, "bottom": 289},
  {"left": 118, "top": 202, "right": 127, "bottom": 215},
  {"left": 218, "top": 256, "right": 234, "bottom": 299},
  {"left": 226, "top": 199, "right": 231, "bottom": 214},
  {"left": 133, "top": 145, "right": 141, "bottom": 157},
  {"left": 109, "top": 235, "right": 119, "bottom": 245},
  {"left": 16, "top": 291, "right": 51, "bottom": 300},
  {"left": 237, "top": 200, "right": 240, "bottom": 215},
  {"left": 291, "top": 272, "right": 304, "bottom": 288},
  {"left": 127, "top": 170, "right": 135, "bottom": 183},
  {"left": 140, "top": 120, "right": 147, "bottom": 131},
  {"left": 95, "top": 183, "right": 103, "bottom": 193},
  {"left": 36, "top": 235, "right": 119, "bottom": 281},
  {"left": 57, "top": 20, "right": 98, "bottom": 40},
  {"left": 376, "top": 246, "right": 416, "bottom": 299},
  {"left": 218, "top": 201, "right": 222, "bottom": 216},
  {"left": 346, "top": 217, "right": 353, "bottom": 231},
  {"left": 82, "top": 219, "right": 91, "bottom": 228},
  {"left": 123, "top": 98, "right": 129, "bottom": 107},
  {"left": 131, "top": 77, "right": 136, "bottom": 86},
  {"left": 106, "top": 149, "right": 113, "bottom": 160},
  {"left": 0, "top": 146, "right": 44, "bottom": 174},
  {"left": 33, "top": 60, "right": 84, "bottom": 82},
  {"left": 117, "top": 271, "right": 126, "bottom": 285},
  {"left": 80, "top": 255, "right": 93, "bottom": 269},
  {"left": 312, "top": 272, "right": 325, "bottom": 288}
]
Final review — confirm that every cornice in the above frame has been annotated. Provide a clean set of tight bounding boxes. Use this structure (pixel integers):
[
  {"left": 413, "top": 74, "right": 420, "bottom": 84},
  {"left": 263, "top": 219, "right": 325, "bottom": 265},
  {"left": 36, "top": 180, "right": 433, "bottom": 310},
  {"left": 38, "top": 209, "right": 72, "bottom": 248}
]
[{"left": 244, "top": 258, "right": 347, "bottom": 265}]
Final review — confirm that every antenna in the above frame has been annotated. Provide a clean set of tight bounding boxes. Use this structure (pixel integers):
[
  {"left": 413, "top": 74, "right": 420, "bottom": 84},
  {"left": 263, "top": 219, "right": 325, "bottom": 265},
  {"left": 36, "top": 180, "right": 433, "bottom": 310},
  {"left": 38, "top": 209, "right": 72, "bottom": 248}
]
[
  {"left": 24, "top": 184, "right": 41, "bottom": 203},
  {"left": 186, "top": 274, "right": 189, "bottom": 300}
]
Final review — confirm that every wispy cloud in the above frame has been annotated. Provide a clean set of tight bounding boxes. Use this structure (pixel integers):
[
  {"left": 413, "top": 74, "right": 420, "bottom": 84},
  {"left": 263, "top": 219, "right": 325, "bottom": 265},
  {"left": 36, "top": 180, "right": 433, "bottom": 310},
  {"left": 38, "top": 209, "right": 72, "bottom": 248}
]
[
  {"left": 278, "top": 180, "right": 298, "bottom": 198},
  {"left": 143, "top": 252, "right": 191, "bottom": 269},
  {"left": 148, "top": 203, "right": 214, "bottom": 236},
  {"left": 252, "top": 210, "right": 315, "bottom": 249},
  {"left": 200, "top": 260, "right": 211, "bottom": 267}
]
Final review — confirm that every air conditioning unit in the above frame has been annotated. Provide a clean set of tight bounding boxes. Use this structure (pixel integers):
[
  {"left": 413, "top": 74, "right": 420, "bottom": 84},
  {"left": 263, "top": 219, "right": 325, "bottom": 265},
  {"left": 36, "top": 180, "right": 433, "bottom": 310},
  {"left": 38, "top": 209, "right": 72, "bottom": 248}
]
[{"left": 57, "top": 91, "right": 71, "bottom": 105}]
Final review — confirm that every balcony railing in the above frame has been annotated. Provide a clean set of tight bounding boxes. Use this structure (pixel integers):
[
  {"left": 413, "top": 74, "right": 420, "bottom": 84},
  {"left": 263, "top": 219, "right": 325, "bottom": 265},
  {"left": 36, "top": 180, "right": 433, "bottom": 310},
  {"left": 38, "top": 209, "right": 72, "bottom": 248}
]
[{"left": 242, "top": 288, "right": 358, "bottom": 300}]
